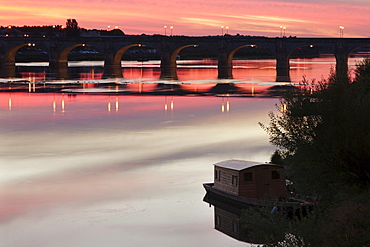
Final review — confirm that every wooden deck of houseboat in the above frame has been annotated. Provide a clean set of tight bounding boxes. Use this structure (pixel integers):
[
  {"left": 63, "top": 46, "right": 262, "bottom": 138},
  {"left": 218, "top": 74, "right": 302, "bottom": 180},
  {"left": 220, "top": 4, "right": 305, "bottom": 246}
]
[{"left": 203, "top": 183, "right": 312, "bottom": 209}]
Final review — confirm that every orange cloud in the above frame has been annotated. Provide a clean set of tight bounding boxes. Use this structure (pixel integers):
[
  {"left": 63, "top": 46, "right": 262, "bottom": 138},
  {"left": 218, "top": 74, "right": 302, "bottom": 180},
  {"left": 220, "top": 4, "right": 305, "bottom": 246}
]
[{"left": 0, "top": 0, "right": 369, "bottom": 37}]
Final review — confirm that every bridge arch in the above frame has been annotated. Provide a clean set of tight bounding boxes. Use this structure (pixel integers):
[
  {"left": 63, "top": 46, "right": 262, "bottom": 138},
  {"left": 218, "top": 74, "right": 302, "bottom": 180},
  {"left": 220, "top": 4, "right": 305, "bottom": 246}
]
[
  {"left": 227, "top": 44, "right": 257, "bottom": 64},
  {"left": 113, "top": 44, "right": 146, "bottom": 66},
  {"left": 218, "top": 44, "right": 257, "bottom": 79},
  {"left": 160, "top": 44, "right": 198, "bottom": 79},
  {"left": 276, "top": 43, "right": 316, "bottom": 82},
  {"left": 58, "top": 43, "right": 88, "bottom": 64},
  {"left": 287, "top": 44, "right": 315, "bottom": 59},
  {"left": 4, "top": 43, "right": 36, "bottom": 66},
  {"left": 348, "top": 45, "right": 370, "bottom": 57},
  {"left": 170, "top": 44, "right": 198, "bottom": 64}
]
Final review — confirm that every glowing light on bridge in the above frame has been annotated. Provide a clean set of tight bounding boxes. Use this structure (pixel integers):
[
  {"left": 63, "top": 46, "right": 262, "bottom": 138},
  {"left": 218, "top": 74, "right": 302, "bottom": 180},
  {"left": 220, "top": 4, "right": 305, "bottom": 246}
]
[
  {"left": 164, "top": 26, "right": 167, "bottom": 36},
  {"left": 279, "top": 26, "right": 286, "bottom": 37},
  {"left": 170, "top": 26, "right": 173, "bottom": 36},
  {"left": 221, "top": 26, "right": 224, "bottom": 35},
  {"left": 339, "top": 26, "right": 344, "bottom": 38}
]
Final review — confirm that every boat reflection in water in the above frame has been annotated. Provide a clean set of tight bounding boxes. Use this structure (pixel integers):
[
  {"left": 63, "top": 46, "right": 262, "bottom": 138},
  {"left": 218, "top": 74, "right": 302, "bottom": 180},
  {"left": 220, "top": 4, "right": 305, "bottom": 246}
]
[{"left": 204, "top": 192, "right": 269, "bottom": 245}]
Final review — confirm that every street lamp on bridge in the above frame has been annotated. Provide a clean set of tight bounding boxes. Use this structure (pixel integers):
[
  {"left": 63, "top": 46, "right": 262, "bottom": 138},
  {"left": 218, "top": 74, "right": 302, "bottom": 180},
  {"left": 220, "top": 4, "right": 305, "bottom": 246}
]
[
  {"left": 279, "top": 26, "right": 286, "bottom": 37},
  {"left": 339, "top": 26, "right": 344, "bottom": 38},
  {"left": 170, "top": 26, "right": 173, "bottom": 36},
  {"left": 164, "top": 26, "right": 167, "bottom": 36},
  {"left": 221, "top": 26, "right": 224, "bottom": 36}
]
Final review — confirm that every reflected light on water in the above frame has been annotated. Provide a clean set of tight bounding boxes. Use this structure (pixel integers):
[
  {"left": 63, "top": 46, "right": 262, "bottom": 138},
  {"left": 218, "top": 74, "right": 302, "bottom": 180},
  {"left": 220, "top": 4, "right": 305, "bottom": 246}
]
[
  {"left": 1, "top": 56, "right": 369, "bottom": 246},
  {"left": 1, "top": 93, "right": 278, "bottom": 247},
  {"left": 12, "top": 56, "right": 369, "bottom": 86}
]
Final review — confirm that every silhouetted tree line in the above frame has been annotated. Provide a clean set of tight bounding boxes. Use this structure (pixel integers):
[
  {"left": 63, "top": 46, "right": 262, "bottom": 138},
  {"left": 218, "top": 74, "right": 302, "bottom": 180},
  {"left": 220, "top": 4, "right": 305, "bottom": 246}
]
[{"left": 0, "top": 19, "right": 125, "bottom": 37}]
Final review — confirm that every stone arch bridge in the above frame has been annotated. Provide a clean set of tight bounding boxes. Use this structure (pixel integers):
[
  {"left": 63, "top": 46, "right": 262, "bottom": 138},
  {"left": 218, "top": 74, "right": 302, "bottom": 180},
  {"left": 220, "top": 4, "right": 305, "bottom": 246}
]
[{"left": 1, "top": 36, "right": 370, "bottom": 81}]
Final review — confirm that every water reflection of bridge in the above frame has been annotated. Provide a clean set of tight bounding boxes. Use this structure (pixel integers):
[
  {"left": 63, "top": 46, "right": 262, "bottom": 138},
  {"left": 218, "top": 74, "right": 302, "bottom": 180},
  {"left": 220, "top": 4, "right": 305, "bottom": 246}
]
[
  {"left": 1, "top": 81, "right": 292, "bottom": 97},
  {"left": 1, "top": 36, "right": 370, "bottom": 82}
]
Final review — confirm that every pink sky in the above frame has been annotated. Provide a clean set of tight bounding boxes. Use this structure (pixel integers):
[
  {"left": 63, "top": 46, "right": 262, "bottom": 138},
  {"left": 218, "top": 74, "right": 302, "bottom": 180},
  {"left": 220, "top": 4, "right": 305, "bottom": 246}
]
[{"left": 1, "top": 0, "right": 370, "bottom": 37}]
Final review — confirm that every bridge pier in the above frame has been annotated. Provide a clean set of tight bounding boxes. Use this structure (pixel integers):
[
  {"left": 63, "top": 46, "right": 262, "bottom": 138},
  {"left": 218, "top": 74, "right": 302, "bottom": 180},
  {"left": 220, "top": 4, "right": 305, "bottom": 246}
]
[
  {"left": 0, "top": 45, "right": 16, "bottom": 78},
  {"left": 0, "top": 65, "right": 17, "bottom": 78},
  {"left": 334, "top": 42, "right": 349, "bottom": 81},
  {"left": 103, "top": 44, "right": 122, "bottom": 78},
  {"left": 48, "top": 42, "right": 60, "bottom": 69},
  {"left": 217, "top": 43, "right": 233, "bottom": 79},
  {"left": 47, "top": 42, "right": 69, "bottom": 79},
  {"left": 276, "top": 39, "right": 291, "bottom": 82},
  {"left": 160, "top": 42, "right": 178, "bottom": 80}
]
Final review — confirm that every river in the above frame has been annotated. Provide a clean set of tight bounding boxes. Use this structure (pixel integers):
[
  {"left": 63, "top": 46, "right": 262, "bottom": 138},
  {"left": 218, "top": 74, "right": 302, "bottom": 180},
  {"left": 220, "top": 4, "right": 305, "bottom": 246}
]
[{"left": 0, "top": 56, "right": 367, "bottom": 246}]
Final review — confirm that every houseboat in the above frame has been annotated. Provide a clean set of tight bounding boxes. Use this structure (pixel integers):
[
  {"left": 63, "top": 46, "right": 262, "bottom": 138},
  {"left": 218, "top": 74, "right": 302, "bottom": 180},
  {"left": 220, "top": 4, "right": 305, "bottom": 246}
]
[{"left": 203, "top": 159, "right": 314, "bottom": 208}]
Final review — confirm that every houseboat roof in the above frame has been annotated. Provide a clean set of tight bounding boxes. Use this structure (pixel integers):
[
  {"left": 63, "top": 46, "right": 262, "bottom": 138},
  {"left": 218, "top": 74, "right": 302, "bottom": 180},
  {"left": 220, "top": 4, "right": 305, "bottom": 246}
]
[{"left": 213, "top": 159, "right": 280, "bottom": 171}]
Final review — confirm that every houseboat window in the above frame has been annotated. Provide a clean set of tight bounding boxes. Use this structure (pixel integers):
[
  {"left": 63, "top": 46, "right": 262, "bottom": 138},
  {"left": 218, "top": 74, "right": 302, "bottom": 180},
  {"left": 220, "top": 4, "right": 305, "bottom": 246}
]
[
  {"left": 232, "top": 175, "right": 238, "bottom": 186},
  {"left": 244, "top": 172, "right": 253, "bottom": 181},
  {"left": 215, "top": 169, "right": 220, "bottom": 181},
  {"left": 232, "top": 222, "right": 239, "bottom": 233},
  {"left": 272, "top": 170, "right": 280, "bottom": 179},
  {"left": 215, "top": 215, "right": 221, "bottom": 226}
]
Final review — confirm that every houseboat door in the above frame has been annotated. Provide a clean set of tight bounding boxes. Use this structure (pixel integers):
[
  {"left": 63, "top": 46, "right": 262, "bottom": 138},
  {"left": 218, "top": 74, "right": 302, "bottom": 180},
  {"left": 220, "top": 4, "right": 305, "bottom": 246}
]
[{"left": 257, "top": 167, "right": 271, "bottom": 198}]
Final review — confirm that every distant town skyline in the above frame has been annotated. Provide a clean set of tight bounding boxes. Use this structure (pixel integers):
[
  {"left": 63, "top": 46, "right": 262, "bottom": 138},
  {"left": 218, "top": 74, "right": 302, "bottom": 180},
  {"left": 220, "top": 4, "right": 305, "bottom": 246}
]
[{"left": 1, "top": 0, "right": 370, "bottom": 37}]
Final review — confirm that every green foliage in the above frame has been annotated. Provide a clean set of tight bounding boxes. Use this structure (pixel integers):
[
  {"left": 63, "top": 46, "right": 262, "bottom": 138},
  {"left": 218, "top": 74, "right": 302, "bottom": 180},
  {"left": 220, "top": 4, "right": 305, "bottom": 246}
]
[
  {"left": 260, "top": 61, "right": 370, "bottom": 197},
  {"left": 321, "top": 194, "right": 370, "bottom": 247},
  {"left": 256, "top": 59, "right": 370, "bottom": 246},
  {"left": 354, "top": 58, "right": 370, "bottom": 94},
  {"left": 271, "top": 150, "right": 284, "bottom": 165},
  {"left": 241, "top": 205, "right": 323, "bottom": 246}
]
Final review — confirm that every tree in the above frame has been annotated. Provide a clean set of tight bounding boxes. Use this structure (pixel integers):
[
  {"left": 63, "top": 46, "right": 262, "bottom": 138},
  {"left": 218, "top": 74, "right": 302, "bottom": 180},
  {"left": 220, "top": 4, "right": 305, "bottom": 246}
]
[
  {"left": 256, "top": 59, "right": 370, "bottom": 246},
  {"left": 65, "top": 19, "right": 80, "bottom": 36},
  {"left": 260, "top": 62, "right": 370, "bottom": 197},
  {"left": 66, "top": 19, "right": 79, "bottom": 29}
]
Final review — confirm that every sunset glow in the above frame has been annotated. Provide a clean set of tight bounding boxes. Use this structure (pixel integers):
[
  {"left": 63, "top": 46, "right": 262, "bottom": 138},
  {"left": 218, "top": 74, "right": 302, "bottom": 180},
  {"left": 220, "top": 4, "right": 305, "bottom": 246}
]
[{"left": 1, "top": 0, "right": 370, "bottom": 37}]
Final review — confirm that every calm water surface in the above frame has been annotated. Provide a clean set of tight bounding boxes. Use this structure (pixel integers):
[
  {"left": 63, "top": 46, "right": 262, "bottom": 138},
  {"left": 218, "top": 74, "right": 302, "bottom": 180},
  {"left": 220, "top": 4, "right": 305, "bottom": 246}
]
[{"left": 0, "top": 56, "right": 367, "bottom": 246}]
